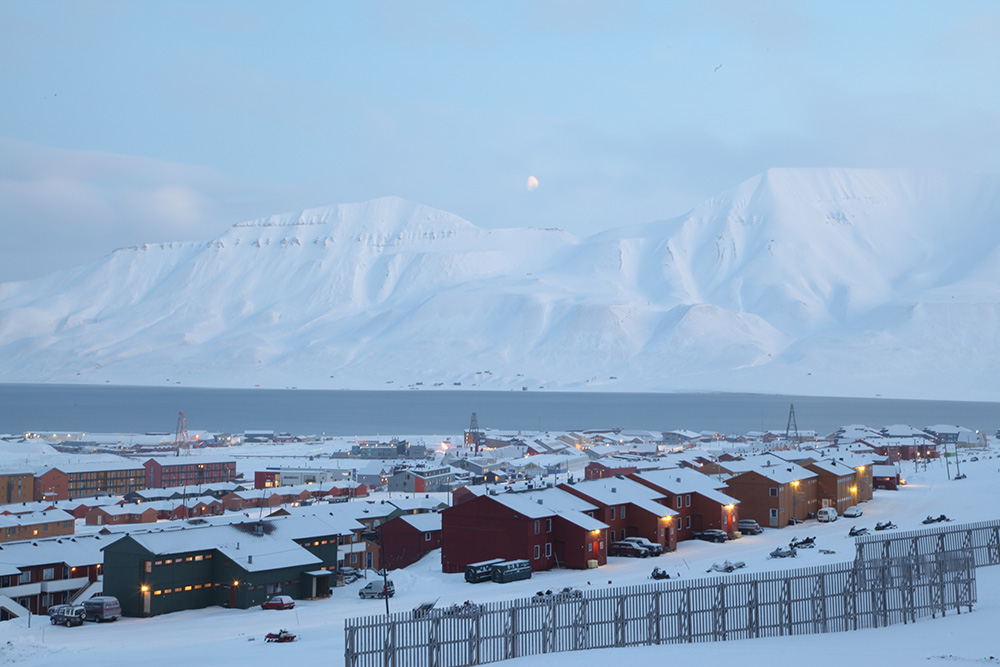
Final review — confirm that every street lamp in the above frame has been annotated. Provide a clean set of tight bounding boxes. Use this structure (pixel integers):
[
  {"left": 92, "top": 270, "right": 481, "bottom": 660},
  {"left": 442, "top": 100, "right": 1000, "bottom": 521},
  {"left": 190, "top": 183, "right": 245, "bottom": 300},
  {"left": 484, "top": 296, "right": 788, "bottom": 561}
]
[
  {"left": 791, "top": 480, "right": 799, "bottom": 525},
  {"left": 362, "top": 527, "right": 391, "bottom": 617}
]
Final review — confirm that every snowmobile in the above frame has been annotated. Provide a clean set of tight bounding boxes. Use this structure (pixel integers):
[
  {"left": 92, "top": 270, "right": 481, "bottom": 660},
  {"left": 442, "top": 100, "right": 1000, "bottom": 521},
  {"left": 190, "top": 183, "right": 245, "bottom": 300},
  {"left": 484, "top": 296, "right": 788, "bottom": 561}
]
[
  {"left": 848, "top": 526, "right": 869, "bottom": 537},
  {"left": 922, "top": 514, "right": 951, "bottom": 524},
  {"left": 264, "top": 629, "right": 297, "bottom": 643},
  {"left": 650, "top": 567, "right": 671, "bottom": 580},
  {"left": 707, "top": 560, "right": 746, "bottom": 573},
  {"left": 875, "top": 521, "right": 897, "bottom": 531},
  {"left": 768, "top": 546, "right": 797, "bottom": 559},
  {"left": 789, "top": 536, "right": 816, "bottom": 549}
]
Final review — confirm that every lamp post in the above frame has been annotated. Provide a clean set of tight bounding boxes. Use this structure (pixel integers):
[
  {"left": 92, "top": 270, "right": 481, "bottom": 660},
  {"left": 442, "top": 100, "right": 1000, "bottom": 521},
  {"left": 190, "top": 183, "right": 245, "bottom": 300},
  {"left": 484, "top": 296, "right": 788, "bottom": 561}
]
[
  {"left": 791, "top": 480, "right": 799, "bottom": 525},
  {"left": 362, "top": 527, "right": 391, "bottom": 617}
]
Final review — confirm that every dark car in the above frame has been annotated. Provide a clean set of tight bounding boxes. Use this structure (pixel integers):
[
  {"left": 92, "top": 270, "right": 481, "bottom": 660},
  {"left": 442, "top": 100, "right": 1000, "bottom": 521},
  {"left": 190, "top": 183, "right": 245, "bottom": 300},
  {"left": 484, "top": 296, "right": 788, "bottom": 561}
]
[
  {"left": 609, "top": 541, "right": 650, "bottom": 557},
  {"left": 261, "top": 595, "right": 295, "bottom": 610},
  {"left": 693, "top": 529, "right": 729, "bottom": 543},
  {"left": 737, "top": 519, "right": 763, "bottom": 535},
  {"left": 49, "top": 605, "right": 86, "bottom": 627}
]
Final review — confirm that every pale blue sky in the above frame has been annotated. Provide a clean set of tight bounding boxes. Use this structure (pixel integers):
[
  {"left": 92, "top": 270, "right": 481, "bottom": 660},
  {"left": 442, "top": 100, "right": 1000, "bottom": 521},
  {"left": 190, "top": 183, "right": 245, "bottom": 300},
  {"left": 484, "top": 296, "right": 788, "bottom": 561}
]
[{"left": 1, "top": 1, "right": 998, "bottom": 281}]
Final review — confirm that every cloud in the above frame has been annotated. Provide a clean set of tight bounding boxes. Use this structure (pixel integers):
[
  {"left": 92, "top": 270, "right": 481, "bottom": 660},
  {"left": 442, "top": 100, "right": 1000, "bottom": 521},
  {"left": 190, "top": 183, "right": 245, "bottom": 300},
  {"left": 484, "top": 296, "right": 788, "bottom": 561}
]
[{"left": 0, "top": 139, "right": 288, "bottom": 283}]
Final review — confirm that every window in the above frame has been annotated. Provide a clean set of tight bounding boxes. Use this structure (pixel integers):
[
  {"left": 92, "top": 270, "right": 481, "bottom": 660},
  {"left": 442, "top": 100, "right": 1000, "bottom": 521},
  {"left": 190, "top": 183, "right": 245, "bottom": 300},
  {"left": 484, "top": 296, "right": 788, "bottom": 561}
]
[
  {"left": 621, "top": 506, "right": 626, "bottom": 519},
  {"left": 194, "top": 555, "right": 203, "bottom": 561},
  {"left": 676, "top": 497, "right": 682, "bottom": 509},
  {"left": 18, "top": 571, "right": 30, "bottom": 584},
  {"left": 545, "top": 518, "right": 552, "bottom": 533},
  {"left": 769, "top": 488, "right": 778, "bottom": 497},
  {"left": 533, "top": 545, "right": 540, "bottom": 559},
  {"left": 609, "top": 507, "right": 615, "bottom": 521},
  {"left": 685, "top": 494, "right": 691, "bottom": 507},
  {"left": 424, "top": 532, "right": 431, "bottom": 541},
  {"left": 545, "top": 543, "right": 552, "bottom": 557},
  {"left": 144, "top": 561, "right": 152, "bottom": 574},
  {"left": 685, "top": 516, "right": 691, "bottom": 529},
  {"left": 609, "top": 529, "right": 616, "bottom": 542},
  {"left": 588, "top": 542, "right": 593, "bottom": 553},
  {"left": 42, "top": 568, "right": 55, "bottom": 581},
  {"left": 534, "top": 520, "right": 540, "bottom": 535}
]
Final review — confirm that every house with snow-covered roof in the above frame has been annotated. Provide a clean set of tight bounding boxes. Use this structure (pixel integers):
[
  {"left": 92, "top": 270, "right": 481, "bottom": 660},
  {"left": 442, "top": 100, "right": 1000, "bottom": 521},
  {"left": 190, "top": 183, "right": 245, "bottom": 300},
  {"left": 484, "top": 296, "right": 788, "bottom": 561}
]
[
  {"left": 628, "top": 468, "right": 740, "bottom": 539},
  {"left": 0, "top": 533, "right": 106, "bottom": 617},
  {"left": 717, "top": 461, "right": 818, "bottom": 528},
  {"left": 380, "top": 512, "right": 442, "bottom": 570},
  {"left": 442, "top": 485, "right": 609, "bottom": 572},
  {"left": 101, "top": 514, "right": 354, "bottom": 617},
  {"left": 558, "top": 477, "right": 679, "bottom": 551}
]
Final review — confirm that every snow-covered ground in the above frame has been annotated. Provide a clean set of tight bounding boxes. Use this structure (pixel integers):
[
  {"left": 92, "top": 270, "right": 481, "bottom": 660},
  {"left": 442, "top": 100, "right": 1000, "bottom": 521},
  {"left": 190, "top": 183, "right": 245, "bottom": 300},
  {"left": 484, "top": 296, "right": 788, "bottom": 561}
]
[{"left": 2, "top": 448, "right": 998, "bottom": 666}]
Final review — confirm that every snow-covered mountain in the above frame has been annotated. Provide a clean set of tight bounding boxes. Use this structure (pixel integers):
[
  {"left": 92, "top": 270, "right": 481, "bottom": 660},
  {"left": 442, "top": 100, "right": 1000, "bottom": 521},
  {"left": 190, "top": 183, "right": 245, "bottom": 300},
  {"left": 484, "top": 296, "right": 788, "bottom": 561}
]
[{"left": 2, "top": 168, "right": 1000, "bottom": 400}]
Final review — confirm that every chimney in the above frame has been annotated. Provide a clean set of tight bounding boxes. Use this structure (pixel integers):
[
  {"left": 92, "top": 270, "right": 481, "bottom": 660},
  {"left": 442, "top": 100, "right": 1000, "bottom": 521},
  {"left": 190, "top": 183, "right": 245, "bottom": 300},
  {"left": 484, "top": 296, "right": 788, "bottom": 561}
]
[{"left": 248, "top": 555, "right": 253, "bottom": 565}]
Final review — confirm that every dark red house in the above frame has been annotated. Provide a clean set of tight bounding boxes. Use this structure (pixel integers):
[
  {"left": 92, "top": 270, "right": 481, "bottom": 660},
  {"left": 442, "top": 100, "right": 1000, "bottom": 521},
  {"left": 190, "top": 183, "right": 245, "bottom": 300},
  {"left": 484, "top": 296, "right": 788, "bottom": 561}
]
[
  {"left": 143, "top": 457, "right": 236, "bottom": 489},
  {"left": 442, "top": 487, "right": 607, "bottom": 573},
  {"left": 380, "top": 513, "right": 442, "bottom": 570},
  {"left": 629, "top": 469, "right": 740, "bottom": 540},
  {"left": 558, "top": 477, "right": 678, "bottom": 552}
]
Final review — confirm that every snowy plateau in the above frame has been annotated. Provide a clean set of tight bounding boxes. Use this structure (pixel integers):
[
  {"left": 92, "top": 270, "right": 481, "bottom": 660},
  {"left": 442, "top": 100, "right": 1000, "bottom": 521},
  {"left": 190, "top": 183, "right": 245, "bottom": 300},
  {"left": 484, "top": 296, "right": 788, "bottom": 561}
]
[{"left": 2, "top": 167, "right": 1000, "bottom": 400}]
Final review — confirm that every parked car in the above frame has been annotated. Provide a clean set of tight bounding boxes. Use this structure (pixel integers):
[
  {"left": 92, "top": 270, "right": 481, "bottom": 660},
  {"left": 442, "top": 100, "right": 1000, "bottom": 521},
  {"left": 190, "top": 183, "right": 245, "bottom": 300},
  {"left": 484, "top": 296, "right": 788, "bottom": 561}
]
[
  {"left": 842, "top": 506, "right": 863, "bottom": 518},
  {"left": 621, "top": 537, "right": 664, "bottom": 556},
  {"left": 338, "top": 567, "right": 361, "bottom": 584},
  {"left": 49, "top": 605, "right": 86, "bottom": 627},
  {"left": 737, "top": 519, "right": 763, "bottom": 535},
  {"left": 817, "top": 507, "right": 839, "bottom": 523},
  {"left": 261, "top": 595, "right": 295, "bottom": 610},
  {"left": 82, "top": 596, "right": 121, "bottom": 622},
  {"left": 359, "top": 580, "right": 395, "bottom": 599},
  {"left": 609, "top": 541, "right": 650, "bottom": 557},
  {"left": 693, "top": 529, "right": 729, "bottom": 543}
]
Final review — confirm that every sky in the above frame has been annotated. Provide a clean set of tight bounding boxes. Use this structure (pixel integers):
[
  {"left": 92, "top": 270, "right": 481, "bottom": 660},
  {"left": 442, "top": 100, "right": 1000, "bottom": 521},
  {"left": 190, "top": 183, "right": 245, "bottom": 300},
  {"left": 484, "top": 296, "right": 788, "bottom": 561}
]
[{"left": 1, "top": 1, "right": 998, "bottom": 283}]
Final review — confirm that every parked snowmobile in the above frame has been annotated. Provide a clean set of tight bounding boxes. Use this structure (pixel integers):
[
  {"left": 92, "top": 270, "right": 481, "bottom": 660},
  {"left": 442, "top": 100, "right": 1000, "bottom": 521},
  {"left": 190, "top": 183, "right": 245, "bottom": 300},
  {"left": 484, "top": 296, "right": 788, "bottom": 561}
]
[
  {"left": 875, "top": 521, "right": 898, "bottom": 531},
  {"left": 768, "top": 546, "right": 797, "bottom": 559},
  {"left": 650, "top": 567, "right": 671, "bottom": 580},
  {"left": 789, "top": 536, "right": 815, "bottom": 549},
  {"left": 848, "top": 526, "right": 869, "bottom": 537},
  {"left": 265, "top": 629, "right": 297, "bottom": 643}
]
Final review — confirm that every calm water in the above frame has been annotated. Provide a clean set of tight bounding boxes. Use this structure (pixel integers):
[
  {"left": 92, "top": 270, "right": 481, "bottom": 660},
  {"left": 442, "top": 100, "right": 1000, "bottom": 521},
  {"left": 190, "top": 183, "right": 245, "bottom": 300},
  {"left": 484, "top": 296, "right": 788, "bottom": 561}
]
[{"left": 1, "top": 384, "right": 998, "bottom": 437}]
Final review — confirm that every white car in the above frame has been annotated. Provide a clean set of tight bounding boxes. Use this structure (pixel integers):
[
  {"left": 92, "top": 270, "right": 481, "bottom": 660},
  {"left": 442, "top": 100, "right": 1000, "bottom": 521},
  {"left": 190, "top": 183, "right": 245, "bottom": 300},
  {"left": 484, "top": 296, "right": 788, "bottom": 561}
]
[{"left": 842, "top": 506, "right": 863, "bottom": 518}]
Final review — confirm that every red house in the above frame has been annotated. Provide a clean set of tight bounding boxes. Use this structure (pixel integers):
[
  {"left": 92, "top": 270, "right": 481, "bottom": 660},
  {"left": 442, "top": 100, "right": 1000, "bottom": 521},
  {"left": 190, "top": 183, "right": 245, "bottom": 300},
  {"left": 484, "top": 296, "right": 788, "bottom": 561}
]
[
  {"left": 629, "top": 469, "right": 740, "bottom": 539},
  {"left": 380, "top": 513, "right": 442, "bottom": 570},
  {"left": 584, "top": 462, "right": 638, "bottom": 480},
  {"left": 143, "top": 457, "right": 236, "bottom": 489},
  {"left": 558, "top": 477, "right": 678, "bottom": 552},
  {"left": 442, "top": 487, "right": 607, "bottom": 573}
]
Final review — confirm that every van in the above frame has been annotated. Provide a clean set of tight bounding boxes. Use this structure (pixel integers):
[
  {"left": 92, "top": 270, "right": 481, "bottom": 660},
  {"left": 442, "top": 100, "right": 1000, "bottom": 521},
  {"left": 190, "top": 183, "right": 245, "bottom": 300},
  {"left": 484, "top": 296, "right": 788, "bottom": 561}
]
[
  {"left": 490, "top": 559, "right": 532, "bottom": 584},
  {"left": 817, "top": 507, "right": 838, "bottom": 523},
  {"left": 82, "top": 596, "right": 121, "bottom": 622},
  {"left": 465, "top": 558, "right": 506, "bottom": 583}
]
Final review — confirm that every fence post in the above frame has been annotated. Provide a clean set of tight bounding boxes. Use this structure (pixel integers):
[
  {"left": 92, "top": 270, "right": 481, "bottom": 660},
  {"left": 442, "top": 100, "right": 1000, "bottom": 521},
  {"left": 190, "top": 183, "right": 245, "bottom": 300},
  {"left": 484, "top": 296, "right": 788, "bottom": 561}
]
[
  {"left": 647, "top": 590, "right": 661, "bottom": 646},
  {"left": 615, "top": 592, "right": 626, "bottom": 646},
  {"left": 573, "top": 597, "right": 588, "bottom": 650},
  {"left": 712, "top": 582, "right": 727, "bottom": 641},
  {"left": 782, "top": 577, "right": 793, "bottom": 636},
  {"left": 747, "top": 580, "right": 759, "bottom": 638},
  {"left": 345, "top": 620, "right": 356, "bottom": 667}
]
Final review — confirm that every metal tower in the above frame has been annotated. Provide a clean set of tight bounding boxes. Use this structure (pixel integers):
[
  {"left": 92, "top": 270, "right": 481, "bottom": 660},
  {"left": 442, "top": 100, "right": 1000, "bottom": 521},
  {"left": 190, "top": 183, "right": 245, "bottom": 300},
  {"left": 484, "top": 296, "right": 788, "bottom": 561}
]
[
  {"left": 174, "top": 411, "right": 189, "bottom": 450},
  {"left": 785, "top": 403, "right": 799, "bottom": 444},
  {"left": 465, "top": 412, "right": 484, "bottom": 453}
]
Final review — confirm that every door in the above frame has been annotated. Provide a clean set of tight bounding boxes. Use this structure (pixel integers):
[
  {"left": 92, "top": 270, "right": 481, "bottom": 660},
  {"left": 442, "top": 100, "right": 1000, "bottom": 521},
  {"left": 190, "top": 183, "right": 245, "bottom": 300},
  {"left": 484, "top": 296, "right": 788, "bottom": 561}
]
[
  {"left": 142, "top": 589, "right": 150, "bottom": 616},
  {"left": 366, "top": 551, "right": 373, "bottom": 569},
  {"left": 769, "top": 508, "right": 779, "bottom": 527}
]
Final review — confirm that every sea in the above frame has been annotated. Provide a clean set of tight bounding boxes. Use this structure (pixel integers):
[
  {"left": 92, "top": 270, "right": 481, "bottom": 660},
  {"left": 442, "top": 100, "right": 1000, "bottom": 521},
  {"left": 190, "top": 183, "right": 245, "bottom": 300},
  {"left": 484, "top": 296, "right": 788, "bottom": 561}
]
[{"left": 1, "top": 384, "right": 998, "bottom": 438}]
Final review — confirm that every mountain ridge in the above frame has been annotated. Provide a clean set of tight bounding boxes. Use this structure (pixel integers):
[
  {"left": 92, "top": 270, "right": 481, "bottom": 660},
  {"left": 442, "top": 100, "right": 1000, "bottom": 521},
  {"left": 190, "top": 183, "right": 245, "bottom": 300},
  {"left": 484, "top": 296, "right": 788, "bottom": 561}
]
[{"left": 2, "top": 168, "right": 999, "bottom": 401}]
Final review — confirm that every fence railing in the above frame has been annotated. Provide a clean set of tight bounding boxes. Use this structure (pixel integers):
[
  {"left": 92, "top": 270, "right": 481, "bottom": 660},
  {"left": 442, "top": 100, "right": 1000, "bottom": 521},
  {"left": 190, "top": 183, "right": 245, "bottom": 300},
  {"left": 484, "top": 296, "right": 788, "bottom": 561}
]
[
  {"left": 344, "top": 548, "right": 975, "bottom": 667},
  {"left": 854, "top": 518, "right": 1000, "bottom": 569}
]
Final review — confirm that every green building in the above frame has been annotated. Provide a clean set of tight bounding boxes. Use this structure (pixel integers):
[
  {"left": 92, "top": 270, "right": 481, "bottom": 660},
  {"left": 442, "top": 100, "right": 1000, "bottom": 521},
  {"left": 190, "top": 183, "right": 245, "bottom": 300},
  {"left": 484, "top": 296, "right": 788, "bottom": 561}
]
[{"left": 102, "top": 515, "right": 356, "bottom": 617}]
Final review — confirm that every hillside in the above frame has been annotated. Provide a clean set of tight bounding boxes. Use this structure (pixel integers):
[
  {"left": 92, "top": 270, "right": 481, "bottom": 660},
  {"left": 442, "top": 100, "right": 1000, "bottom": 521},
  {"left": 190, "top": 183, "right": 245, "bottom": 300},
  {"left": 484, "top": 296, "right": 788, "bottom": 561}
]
[{"left": 2, "top": 169, "right": 999, "bottom": 400}]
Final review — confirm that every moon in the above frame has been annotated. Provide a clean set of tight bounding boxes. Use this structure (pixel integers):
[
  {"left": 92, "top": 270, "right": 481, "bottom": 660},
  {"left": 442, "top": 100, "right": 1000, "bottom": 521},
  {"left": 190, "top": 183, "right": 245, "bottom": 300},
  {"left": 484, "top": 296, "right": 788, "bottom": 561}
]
[{"left": 526, "top": 176, "right": 539, "bottom": 192}]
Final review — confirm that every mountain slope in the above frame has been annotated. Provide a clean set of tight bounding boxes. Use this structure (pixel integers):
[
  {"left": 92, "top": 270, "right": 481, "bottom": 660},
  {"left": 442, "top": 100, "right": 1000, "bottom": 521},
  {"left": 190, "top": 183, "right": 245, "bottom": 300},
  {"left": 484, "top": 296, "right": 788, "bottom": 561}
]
[{"left": 2, "top": 171, "right": 999, "bottom": 400}]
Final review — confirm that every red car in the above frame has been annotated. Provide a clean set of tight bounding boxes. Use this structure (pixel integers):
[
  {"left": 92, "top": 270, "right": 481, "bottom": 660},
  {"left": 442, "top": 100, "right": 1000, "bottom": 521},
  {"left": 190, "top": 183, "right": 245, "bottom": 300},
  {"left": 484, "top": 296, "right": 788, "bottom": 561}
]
[{"left": 261, "top": 595, "right": 295, "bottom": 610}]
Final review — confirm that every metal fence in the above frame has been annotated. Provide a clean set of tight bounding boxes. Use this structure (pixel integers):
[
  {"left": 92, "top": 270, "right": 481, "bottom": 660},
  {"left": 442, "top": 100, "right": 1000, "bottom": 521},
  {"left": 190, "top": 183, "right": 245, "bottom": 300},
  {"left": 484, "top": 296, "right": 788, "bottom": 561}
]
[
  {"left": 344, "top": 549, "right": 975, "bottom": 667},
  {"left": 855, "top": 518, "right": 1000, "bottom": 569}
]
